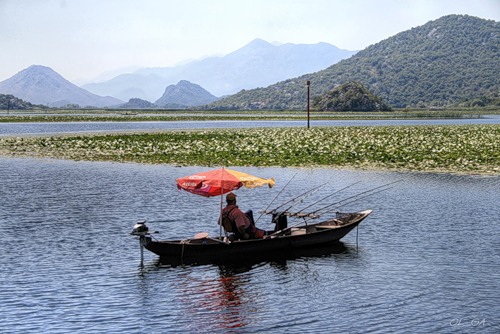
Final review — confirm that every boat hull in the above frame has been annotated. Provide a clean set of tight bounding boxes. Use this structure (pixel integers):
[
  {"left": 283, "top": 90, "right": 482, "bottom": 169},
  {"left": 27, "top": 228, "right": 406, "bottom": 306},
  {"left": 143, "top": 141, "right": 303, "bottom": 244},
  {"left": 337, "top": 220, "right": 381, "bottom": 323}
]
[{"left": 142, "top": 210, "right": 371, "bottom": 265}]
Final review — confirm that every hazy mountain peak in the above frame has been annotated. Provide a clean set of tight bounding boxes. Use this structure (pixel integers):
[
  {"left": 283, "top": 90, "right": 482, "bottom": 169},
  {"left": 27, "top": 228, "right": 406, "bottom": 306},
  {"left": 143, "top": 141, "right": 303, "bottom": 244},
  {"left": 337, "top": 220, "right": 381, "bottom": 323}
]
[
  {"left": 25, "top": 64, "right": 55, "bottom": 73},
  {"left": 83, "top": 39, "right": 356, "bottom": 100},
  {"left": 245, "top": 38, "right": 274, "bottom": 48},
  {"left": 0, "top": 65, "right": 122, "bottom": 107},
  {"left": 11, "top": 65, "right": 71, "bottom": 88}
]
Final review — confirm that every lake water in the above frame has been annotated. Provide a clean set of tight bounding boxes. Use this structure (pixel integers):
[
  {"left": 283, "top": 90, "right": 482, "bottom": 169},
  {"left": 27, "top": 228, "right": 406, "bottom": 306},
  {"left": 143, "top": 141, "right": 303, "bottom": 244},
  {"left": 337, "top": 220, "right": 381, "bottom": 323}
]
[
  {"left": 1, "top": 117, "right": 500, "bottom": 136},
  {"left": 0, "top": 157, "right": 498, "bottom": 333}
]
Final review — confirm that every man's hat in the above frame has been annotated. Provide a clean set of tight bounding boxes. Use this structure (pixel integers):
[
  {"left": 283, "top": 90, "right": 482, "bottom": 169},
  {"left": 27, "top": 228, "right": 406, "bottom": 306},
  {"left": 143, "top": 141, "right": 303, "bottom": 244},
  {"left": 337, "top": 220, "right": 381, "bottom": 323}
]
[{"left": 226, "top": 192, "right": 237, "bottom": 201}]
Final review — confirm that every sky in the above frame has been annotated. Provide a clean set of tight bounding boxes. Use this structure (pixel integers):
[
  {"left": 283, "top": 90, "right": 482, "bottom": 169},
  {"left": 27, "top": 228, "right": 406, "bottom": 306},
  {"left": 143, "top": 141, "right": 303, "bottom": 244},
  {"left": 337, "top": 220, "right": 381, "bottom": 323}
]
[{"left": 1, "top": 0, "right": 499, "bottom": 84}]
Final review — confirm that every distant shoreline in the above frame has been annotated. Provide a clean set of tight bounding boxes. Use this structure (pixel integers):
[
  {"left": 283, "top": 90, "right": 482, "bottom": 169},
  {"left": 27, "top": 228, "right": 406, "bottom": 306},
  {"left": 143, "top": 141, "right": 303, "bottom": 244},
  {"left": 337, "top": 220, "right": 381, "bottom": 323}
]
[{"left": 0, "top": 108, "right": 498, "bottom": 123}]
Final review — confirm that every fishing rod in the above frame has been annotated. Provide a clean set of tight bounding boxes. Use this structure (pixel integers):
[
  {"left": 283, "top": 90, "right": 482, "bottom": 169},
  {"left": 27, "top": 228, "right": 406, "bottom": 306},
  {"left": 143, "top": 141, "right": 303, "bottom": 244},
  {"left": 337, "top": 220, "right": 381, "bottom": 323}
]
[
  {"left": 290, "top": 181, "right": 361, "bottom": 215},
  {"left": 268, "top": 206, "right": 324, "bottom": 237},
  {"left": 269, "top": 180, "right": 400, "bottom": 237},
  {"left": 306, "top": 180, "right": 400, "bottom": 214},
  {"left": 265, "top": 181, "right": 329, "bottom": 215},
  {"left": 274, "top": 182, "right": 332, "bottom": 218},
  {"left": 301, "top": 184, "right": 396, "bottom": 224},
  {"left": 331, "top": 185, "right": 394, "bottom": 212},
  {"left": 300, "top": 180, "right": 401, "bottom": 223},
  {"left": 272, "top": 183, "right": 397, "bottom": 236},
  {"left": 312, "top": 179, "right": 401, "bottom": 216},
  {"left": 255, "top": 172, "right": 297, "bottom": 224},
  {"left": 261, "top": 182, "right": 330, "bottom": 230}
]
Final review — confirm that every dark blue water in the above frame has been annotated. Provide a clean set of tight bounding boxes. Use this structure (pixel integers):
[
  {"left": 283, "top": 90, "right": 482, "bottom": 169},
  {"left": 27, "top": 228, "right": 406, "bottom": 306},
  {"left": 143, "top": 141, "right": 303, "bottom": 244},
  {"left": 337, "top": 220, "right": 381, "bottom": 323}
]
[
  {"left": 1, "top": 117, "right": 499, "bottom": 136},
  {"left": 0, "top": 157, "right": 499, "bottom": 333}
]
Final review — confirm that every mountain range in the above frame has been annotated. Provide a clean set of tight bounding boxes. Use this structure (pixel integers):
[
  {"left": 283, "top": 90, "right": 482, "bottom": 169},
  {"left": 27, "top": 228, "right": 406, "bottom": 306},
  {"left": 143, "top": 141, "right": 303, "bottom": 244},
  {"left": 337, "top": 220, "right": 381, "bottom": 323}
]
[
  {"left": 0, "top": 65, "right": 123, "bottom": 108},
  {"left": 2, "top": 15, "right": 497, "bottom": 110},
  {"left": 82, "top": 39, "right": 357, "bottom": 101},
  {"left": 115, "top": 80, "right": 218, "bottom": 109},
  {"left": 208, "top": 15, "right": 500, "bottom": 110}
]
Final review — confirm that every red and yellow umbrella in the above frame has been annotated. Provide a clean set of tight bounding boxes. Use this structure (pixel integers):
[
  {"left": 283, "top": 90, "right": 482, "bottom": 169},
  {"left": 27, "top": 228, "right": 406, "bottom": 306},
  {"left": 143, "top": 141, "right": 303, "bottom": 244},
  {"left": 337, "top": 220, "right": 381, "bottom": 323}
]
[{"left": 176, "top": 167, "right": 275, "bottom": 197}]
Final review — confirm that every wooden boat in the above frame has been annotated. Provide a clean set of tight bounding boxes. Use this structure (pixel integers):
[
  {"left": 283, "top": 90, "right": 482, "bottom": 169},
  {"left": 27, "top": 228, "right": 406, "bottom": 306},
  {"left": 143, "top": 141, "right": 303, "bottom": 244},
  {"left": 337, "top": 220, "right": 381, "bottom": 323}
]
[{"left": 131, "top": 209, "right": 372, "bottom": 265}]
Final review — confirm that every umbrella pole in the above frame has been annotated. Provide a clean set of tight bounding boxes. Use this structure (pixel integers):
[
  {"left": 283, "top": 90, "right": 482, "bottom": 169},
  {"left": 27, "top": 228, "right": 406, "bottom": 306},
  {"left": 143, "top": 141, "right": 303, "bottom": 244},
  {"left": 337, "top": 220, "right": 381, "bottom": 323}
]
[
  {"left": 219, "top": 192, "right": 223, "bottom": 239},
  {"left": 219, "top": 170, "right": 224, "bottom": 239}
]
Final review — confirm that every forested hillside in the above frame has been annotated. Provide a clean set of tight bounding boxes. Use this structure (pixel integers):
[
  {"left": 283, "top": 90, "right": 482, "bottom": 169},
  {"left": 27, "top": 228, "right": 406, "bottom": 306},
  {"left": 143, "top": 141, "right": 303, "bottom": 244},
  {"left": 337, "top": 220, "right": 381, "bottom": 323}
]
[
  {"left": 0, "top": 94, "right": 41, "bottom": 110},
  {"left": 207, "top": 15, "right": 499, "bottom": 110},
  {"left": 313, "top": 81, "right": 391, "bottom": 111},
  {"left": 155, "top": 80, "right": 218, "bottom": 107}
]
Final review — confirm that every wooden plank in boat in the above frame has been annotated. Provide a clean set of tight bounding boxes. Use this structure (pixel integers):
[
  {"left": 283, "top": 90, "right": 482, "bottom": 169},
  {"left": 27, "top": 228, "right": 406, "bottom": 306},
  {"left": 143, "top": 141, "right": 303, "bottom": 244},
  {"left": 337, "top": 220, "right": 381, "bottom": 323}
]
[{"left": 316, "top": 225, "right": 341, "bottom": 229}]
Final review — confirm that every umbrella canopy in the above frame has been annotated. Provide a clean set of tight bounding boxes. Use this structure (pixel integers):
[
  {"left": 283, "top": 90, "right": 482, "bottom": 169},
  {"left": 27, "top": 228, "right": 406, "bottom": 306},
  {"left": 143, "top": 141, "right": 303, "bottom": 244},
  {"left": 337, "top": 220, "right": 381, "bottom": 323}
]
[{"left": 176, "top": 168, "right": 275, "bottom": 197}]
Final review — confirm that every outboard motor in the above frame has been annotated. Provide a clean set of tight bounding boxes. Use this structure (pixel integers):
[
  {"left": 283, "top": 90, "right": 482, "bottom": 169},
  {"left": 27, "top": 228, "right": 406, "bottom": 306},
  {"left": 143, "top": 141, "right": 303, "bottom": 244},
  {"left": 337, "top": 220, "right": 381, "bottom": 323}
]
[
  {"left": 131, "top": 220, "right": 149, "bottom": 236},
  {"left": 131, "top": 220, "right": 151, "bottom": 266}
]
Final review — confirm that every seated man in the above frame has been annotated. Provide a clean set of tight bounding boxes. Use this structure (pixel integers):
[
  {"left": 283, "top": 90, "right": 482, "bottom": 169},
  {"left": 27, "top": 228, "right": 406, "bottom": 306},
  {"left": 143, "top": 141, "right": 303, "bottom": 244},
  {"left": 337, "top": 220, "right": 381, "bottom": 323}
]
[{"left": 219, "top": 192, "right": 265, "bottom": 240}]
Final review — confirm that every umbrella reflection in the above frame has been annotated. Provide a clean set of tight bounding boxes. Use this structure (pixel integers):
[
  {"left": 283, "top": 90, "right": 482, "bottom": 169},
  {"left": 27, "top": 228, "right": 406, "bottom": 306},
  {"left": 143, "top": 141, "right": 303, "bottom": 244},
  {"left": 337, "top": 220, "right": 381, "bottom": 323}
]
[
  {"left": 199, "top": 271, "right": 251, "bottom": 329},
  {"left": 157, "top": 265, "right": 254, "bottom": 331}
]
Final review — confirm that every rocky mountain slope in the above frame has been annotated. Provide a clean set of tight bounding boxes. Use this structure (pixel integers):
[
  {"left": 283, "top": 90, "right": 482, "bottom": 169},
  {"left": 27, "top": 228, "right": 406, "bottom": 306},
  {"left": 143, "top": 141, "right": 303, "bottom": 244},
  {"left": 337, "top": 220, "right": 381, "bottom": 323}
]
[{"left": 207, "top": 15, "right": 499, "bottom": 110}]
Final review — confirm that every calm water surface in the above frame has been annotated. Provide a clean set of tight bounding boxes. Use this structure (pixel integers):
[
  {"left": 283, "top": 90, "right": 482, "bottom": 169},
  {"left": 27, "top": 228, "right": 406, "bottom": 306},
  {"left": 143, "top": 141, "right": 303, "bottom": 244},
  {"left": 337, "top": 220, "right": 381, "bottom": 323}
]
[{"left": 0, "top": 158, "right": 499, "bottom": 333}]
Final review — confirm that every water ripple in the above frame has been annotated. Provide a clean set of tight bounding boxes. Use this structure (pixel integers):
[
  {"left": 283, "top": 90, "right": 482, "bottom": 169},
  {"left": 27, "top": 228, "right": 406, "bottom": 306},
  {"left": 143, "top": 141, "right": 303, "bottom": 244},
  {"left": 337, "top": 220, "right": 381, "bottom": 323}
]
[{"left": 1, "top": 158, "right": 499, "bottom": 333}]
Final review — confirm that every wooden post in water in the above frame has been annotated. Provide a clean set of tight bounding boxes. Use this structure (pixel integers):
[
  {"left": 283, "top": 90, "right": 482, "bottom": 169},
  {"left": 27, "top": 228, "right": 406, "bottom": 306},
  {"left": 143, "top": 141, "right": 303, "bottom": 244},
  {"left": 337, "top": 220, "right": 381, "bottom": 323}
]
[
  {"left": 306, "top": 80, "right": 310, "bottom": 129},
  {"left": 356, "top": 225, "right": 359, "bottom": 252}
]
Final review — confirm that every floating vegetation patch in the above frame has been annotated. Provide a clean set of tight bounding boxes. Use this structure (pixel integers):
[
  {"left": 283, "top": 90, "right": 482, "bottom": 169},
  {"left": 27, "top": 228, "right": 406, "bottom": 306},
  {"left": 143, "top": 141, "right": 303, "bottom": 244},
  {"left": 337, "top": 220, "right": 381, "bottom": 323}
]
[{"left": 1, "top": 125, "right": 498, "bottom": 174}]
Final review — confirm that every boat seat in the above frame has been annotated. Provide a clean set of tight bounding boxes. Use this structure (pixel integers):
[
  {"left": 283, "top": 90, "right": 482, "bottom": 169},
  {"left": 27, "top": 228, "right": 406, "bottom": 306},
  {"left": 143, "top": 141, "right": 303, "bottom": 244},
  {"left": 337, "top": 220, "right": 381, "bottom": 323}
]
[{"left": 290, "top": 227, "right": 306, "bottom": 235}]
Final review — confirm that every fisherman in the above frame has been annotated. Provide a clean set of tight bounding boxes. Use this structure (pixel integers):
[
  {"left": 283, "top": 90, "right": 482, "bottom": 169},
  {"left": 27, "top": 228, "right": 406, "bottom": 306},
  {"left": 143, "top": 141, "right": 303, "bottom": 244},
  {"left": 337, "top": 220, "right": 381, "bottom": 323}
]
[{"left": 219, "top": 192, "right": 265, "bottom": 240}]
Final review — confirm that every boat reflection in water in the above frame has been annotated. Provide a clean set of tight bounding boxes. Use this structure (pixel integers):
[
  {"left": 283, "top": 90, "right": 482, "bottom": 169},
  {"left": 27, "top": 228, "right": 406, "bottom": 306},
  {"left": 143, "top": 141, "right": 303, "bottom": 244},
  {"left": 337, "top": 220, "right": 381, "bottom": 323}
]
[{"left": 146, "top": 242, "right": 353, "bottom": 331}]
